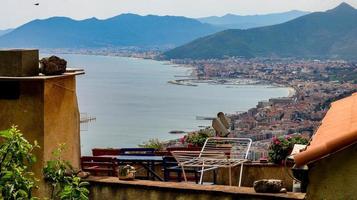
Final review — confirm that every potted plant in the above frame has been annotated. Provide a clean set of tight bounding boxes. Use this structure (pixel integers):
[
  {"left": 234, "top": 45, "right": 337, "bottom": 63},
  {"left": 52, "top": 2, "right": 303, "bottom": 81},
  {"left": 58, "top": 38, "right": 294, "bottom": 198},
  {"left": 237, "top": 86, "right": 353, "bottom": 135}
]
[
  {"left": 268, "top": 135, "right": 308, "bottom": 164},
  {"left": 182, "top": 128, "right": 214, "bottom": 147},
  {"left": 118, "top": 165, "right": 136, "bottom": 180}
]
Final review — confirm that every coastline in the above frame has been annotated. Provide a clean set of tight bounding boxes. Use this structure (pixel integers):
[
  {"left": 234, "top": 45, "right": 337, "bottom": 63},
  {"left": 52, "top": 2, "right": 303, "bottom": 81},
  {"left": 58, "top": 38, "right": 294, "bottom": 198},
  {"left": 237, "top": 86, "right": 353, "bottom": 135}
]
[
  {"left": 45, "top": 51, "right": 296, "bottom": 145},
  {"left": 42, "top": 50, "right": 357, "bottom": 158},
  {"left": 44, "top": 49, "right": 296, "bottom": 100}
]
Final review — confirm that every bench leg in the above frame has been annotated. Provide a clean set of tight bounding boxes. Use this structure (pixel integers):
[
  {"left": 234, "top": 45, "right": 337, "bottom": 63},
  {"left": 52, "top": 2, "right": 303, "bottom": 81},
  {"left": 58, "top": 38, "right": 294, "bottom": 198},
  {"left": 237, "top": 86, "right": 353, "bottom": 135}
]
[
  {"left": 177, "top": 171, "right": 182, "bottom": 182},
  {"left": 213, "top": 170, "right": 216, "bottom": 184},
  {"left": 195, "top": 170, "right": 199, "bottom": 184},
  {"left": 164, "top": 170, "right": 169, "bottom": 181}
]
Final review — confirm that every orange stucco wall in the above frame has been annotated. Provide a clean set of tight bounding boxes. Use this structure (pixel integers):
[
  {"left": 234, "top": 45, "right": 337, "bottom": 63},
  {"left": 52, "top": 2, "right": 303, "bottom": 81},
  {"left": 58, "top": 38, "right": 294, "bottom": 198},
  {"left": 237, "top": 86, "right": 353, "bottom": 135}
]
[{"left": 0, "top": 75, "right": 81, "bottom": 197}]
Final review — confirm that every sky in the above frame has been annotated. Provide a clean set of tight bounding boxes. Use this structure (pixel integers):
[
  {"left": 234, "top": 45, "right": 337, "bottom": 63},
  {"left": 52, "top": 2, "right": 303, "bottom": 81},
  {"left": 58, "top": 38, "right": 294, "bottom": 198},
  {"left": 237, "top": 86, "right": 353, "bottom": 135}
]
[{"left": 0, "top": 0, "right": 356, "bottom": 29}]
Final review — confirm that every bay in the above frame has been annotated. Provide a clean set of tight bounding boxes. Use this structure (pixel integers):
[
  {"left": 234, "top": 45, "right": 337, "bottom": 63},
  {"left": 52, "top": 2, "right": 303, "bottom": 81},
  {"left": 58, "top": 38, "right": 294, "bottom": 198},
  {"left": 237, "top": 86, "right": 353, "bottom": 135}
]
[{"left": 50, "top": 54, "right": 289, "bottom": 155}]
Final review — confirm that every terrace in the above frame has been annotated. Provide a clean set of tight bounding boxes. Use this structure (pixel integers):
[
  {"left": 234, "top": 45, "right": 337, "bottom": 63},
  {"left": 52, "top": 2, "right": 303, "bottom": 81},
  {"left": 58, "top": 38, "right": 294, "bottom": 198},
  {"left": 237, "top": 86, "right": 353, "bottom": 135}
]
[
  {"left": 79, "top": 142, "right": 306, "bottom": 200},
  {"left": 82, "top": 149, "right": 305, "bottom": 199},
  {"left": 4, "top": 49, "right": 356, "bottom": 199}
]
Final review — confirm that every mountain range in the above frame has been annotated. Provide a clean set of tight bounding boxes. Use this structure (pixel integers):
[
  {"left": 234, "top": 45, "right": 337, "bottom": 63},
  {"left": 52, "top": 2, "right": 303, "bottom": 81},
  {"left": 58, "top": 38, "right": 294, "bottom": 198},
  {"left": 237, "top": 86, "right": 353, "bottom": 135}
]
[
  {"left": 164, "top": 3, "right": 357, "bottom": 60},
  {"left": 198, "top": 10, "right": 309, "bottom": 29},
  {"left": 0, "top": 14, "right": 221, "bottom": 48},
  {"left": 0, "top": 28, "right": 13, "bottom": 37},
  {"left": 0, "top": 10, "right": 313, "bottom": 49}
]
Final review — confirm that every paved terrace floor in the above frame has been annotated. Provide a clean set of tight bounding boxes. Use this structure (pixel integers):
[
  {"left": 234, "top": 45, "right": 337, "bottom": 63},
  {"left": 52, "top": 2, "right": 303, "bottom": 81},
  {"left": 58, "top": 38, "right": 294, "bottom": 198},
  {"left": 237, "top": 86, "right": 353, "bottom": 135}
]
[{"left": 86, "top": 176, "right": 305, "bottom": 200}]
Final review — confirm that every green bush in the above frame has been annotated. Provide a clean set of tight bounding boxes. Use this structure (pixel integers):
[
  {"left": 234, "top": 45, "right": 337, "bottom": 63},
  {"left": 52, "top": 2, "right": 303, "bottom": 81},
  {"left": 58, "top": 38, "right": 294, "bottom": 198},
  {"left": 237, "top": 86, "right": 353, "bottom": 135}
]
[
  {"left": 43, "top": 144, "right": 89, "bottom": 200},
  {"left": 0, "top": 126, "right": 89, "bottom": 200},
  {"left": 182, "top": 128, "right": 215, "bottom": 147},
  {"left": 138, "top": 138, "right": 166, "bottom": 150},
  {"left": 0, "top": 126, "right": 39, "bottom": 200},
  {"left": 59, "top": 176, "right": 89, "bottom": 200}
]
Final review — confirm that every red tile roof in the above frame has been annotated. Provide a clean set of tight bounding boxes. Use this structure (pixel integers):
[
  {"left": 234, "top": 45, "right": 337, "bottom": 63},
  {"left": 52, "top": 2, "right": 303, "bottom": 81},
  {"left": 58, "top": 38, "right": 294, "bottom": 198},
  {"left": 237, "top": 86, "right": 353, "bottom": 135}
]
[{"left": 294, "top": 93, "right": 357, "bottom": 166}]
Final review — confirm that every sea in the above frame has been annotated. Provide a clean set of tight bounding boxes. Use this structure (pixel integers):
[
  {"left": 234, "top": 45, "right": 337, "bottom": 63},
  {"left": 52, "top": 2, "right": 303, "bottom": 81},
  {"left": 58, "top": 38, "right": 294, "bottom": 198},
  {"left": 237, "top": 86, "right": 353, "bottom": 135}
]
[{"left": 48, "top": 54, "right": 289, "bottom": 155}]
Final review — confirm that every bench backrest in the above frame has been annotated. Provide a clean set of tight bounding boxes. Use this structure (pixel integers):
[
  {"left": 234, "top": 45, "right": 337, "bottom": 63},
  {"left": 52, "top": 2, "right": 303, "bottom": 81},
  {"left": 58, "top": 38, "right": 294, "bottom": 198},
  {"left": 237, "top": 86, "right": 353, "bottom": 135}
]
[
  {"left": 80, "top": 156, "right": 117, "bottom": 176},
  {"left": 92, "top": 148, "right": 121, "bottom": 156},
  {"left": 167, "top": 147, "right": 202, "bottom": 152},
  {"left": 119, "top": 148, "right": 155, "bottom": 156}
]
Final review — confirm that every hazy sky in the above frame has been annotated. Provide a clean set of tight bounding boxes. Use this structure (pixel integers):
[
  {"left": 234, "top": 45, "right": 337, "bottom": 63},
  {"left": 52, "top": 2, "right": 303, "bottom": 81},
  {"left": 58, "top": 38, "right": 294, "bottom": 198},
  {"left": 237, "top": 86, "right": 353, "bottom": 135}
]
[{"left": 0, "top": 0, "right": 356, "bottom": 29}]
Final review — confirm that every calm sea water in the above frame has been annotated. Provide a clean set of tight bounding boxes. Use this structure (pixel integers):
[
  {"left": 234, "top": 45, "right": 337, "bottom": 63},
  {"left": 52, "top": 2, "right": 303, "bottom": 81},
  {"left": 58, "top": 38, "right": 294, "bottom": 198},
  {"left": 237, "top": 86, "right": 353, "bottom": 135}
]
[{"left": 50, "top": 54, "right": 289, "bottom": 155}]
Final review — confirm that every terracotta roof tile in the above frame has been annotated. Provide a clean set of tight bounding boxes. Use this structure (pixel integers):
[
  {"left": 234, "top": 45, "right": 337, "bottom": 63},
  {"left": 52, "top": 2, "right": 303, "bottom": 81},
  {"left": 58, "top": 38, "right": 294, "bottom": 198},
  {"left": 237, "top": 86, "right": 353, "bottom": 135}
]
[{"left": 294, "top": 93, "right": 357, "bottom": 166}]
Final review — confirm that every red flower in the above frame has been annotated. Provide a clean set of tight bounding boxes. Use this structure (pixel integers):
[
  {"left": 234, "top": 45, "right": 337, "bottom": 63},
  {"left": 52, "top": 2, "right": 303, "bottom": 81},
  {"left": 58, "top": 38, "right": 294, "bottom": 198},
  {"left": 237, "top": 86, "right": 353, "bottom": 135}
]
[
  {"left": 271, "top": 136, "right": 281, "bottom": 145},
  {"left": 179, "top": 136, "right": 186, "bottom": 144}
]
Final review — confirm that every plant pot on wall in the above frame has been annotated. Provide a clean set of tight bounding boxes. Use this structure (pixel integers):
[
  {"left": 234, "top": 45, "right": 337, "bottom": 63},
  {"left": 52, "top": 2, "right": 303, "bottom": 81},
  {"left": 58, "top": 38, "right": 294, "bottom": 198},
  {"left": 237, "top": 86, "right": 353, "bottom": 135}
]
[
  {"left": 268, "top": 135, "right": 309, "bottom": 164},
  {"left": 118, "top": 165, "right": 136, "bottom": 180}
]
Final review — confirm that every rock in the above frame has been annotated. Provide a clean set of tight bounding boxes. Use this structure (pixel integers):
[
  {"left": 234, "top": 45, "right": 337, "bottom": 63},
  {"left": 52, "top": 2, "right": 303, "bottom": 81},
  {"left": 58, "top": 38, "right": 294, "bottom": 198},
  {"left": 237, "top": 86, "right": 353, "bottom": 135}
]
[
  {"left": 40, "top": 56, "right": 67, "bottom": 75},
  {"left": 280, "top": 188, "right": 287, "bottom": 193},
  {"left": 77, "top": 171, "right": 91, "bottom": 179},
  {"left": 253, "top": 179, "right": 283, "bottom": 193}
]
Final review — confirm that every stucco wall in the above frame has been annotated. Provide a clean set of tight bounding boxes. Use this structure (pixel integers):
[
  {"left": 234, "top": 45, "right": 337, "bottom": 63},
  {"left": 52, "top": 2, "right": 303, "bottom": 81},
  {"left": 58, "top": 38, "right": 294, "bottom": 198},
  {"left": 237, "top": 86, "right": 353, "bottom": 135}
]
[
  {"left": 0, "top": 75, "right": 81, "bottom": 197},
  {"left": 0, "top": 80, "right": 45, "bottom": 187},
  {"left": 307, "top": 143, "right": 357, "bottom": 200},
  {"left": 121, "top": 163, "right": 293, "bottom": 191},
  {"left": 44, "top": 76, "right": 81, "bottom": 168},
  {"left": 87, "top": 177, "right": 305, "bottom": 200},
  {"left": 145, "top": 163, "right": 294, "bottom": 190},
  {"left": 216, "top": 163, "right": 294, "bottom": 191}
]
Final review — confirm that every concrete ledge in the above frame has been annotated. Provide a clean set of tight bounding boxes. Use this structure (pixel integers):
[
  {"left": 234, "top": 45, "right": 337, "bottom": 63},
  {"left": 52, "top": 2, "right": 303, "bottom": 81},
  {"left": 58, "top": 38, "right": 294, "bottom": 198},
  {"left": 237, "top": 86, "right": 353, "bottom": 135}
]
[
  {"left": 86, "top": 176, "right": 305, "bottom": 200},
  {"left": 0, "top": 71, "right": 84, "bottom": 80}
]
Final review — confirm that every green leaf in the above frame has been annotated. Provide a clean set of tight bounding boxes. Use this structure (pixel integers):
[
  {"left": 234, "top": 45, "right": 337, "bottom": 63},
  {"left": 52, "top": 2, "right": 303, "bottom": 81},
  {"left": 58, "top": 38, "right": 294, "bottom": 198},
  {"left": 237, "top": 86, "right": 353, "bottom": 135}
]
[
  {"left": 79, "top": 182, "right": 90, "bottom": 187},
  {"left": 0, "top": 129, "right": 11, "bottom": 139}
]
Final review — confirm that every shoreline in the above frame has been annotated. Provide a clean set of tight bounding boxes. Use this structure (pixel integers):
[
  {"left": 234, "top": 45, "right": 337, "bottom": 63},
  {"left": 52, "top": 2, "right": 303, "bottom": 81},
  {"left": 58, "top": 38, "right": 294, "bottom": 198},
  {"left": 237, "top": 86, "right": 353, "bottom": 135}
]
[
  {"left": 44, "top": 50, "right": 296, "bottom": 99},
  {"left": 45, "top": 51, "right": 297, "bottom": 144},
  {"left": 44, "top": 51, "right": 357, "bottom": 157}
]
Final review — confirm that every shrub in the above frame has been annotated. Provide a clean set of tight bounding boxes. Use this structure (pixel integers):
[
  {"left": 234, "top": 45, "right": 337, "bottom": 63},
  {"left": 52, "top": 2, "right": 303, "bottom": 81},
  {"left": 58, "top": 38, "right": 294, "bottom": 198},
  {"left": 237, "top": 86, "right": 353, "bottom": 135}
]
[
  {"left": 268, "top": 135, "right": 309, "bottom": 164},
  {"left": 43, "top": 144, "right": 89, "bottom": 200},
  {"left": 182, "top": 128, "right": 215, "bottom": 147},
  {"left": 138, "top": 138, "right": 166, "bottom": 150},
  {"left": 0, "top": 126, "right": 39, "bottom": 200}
]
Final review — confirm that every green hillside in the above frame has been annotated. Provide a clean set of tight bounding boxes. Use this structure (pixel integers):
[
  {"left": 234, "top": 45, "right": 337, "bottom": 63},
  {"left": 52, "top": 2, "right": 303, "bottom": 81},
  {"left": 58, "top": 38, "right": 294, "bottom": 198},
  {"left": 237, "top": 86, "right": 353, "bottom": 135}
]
[{"left": 164, "top": 3, "right": 357, "bottom": 60}]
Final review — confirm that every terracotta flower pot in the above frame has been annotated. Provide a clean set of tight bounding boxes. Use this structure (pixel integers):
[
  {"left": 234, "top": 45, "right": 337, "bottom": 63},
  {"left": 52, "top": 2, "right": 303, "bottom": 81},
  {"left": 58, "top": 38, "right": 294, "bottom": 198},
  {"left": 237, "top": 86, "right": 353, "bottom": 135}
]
[{"left": 118, "top": 165, "right": 136, "bottom": 180}]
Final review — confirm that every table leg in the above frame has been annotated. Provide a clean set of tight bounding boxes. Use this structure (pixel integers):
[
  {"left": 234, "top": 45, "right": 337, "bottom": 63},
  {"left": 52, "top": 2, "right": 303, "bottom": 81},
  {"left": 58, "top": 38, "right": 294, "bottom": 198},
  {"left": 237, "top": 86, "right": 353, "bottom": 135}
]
[
  {"left": 141, "top": 163, "right": 163, "bottom": 181},
  {"left": 151, "top": 161, "right": 155, "bottom": 180},
  {"left": 147, "top": 161, "right": 150, "bottom": 179}
]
